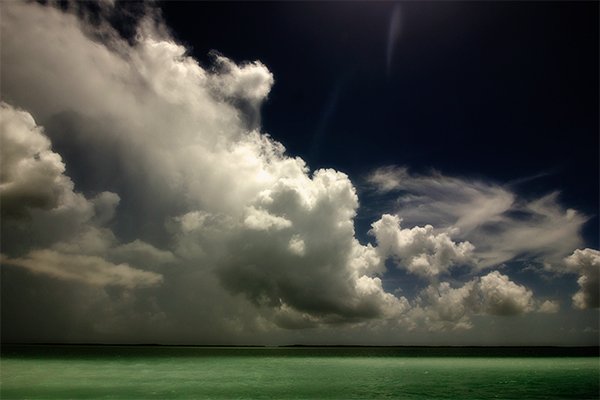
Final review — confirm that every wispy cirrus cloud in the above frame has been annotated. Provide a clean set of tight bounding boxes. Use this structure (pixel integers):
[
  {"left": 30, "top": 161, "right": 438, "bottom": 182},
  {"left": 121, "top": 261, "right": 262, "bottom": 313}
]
[{"left": 367, "top": 166, "right": 587, "bottom": 268}]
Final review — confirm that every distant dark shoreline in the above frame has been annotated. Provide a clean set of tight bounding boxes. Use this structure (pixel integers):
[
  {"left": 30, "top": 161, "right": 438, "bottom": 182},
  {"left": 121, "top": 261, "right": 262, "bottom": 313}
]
[
  {"left": 2, "top": 343, "right": 598, "bottom": 358},
  {"left": 2, "top": 343, "right": 599, "bottom": 349}
]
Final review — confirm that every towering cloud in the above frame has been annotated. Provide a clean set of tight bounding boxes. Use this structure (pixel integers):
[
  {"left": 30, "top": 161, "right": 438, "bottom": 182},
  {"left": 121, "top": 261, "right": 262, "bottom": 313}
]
[
  {"left": 0, "top": 1, "right": 409, "bottom": 338},
  {"left": 565, "top": 248, "right": 600, "bottom": 309}
]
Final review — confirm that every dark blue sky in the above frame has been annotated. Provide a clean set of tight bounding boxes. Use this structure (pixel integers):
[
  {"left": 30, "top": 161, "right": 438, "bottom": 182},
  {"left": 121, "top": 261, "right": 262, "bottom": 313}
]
[{"left": 161, "top": 1, "right": 599, "bottom": 248}]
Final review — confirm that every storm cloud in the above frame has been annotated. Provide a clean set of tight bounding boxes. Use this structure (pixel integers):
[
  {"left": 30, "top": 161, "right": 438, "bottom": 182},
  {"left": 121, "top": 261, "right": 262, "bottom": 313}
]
[{"left": 1, "top": 1, "right": 408, "bottom": 339}]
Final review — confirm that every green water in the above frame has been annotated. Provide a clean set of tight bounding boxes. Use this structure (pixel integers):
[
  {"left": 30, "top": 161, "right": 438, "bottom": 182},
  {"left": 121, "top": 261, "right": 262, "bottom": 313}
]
[{"left": 1, "top": 346, "right": 598, "bottom": 399}]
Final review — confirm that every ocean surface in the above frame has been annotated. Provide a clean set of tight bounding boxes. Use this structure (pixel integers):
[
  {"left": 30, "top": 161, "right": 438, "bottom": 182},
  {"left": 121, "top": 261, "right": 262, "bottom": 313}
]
[{"left": 1, "top": 345, "right": 598, "bottom": 399}]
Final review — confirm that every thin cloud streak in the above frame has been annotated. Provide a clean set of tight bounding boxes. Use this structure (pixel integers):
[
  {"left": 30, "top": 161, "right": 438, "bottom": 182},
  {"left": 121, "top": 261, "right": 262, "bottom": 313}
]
[
  {"left": 367, "top": 166, "right": 587, "bottom": 268},
  {"left": 386, "top": 4, "right": 402, "bottom": 78}
]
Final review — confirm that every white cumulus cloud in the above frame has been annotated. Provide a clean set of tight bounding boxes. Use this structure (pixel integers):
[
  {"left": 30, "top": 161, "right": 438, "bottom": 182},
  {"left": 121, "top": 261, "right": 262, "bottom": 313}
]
[
  {"left": 565, "top": 248, "right": 600, "bottom": 309},
  {"left": 411, "top": 271, "right": 536, "bottom": 331},
  {"left": 367, "top": 166, "right": 587, "bottom": 268},
  {"left": 370, "top": 214, "right": 475, "bottom": 278}
]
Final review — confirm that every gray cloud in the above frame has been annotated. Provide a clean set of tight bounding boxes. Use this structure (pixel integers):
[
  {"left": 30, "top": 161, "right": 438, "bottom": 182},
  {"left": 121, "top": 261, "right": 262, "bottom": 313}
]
[
  {"left": 111, "top": 240, "right": 177, "bottom": 268},
  {"left": 168, "top": 168, "right": 410, "bottom": 324},
  {"left": 409, "top": 271, "right": 536, "bottom": 331},
  {"left": 1, "top": 250, "right": 162, "bottom": 289},
  {"left": 0, "top": 102, "right": 162, "bottom": 289},
  {"left": 537, "top": 300, "right": 560, "bottom": 314},
  {"left": 565, "top": 248, "right": 600, "bottom": 309},
  {"left": 0, "top": 102, "right": 121, "bottom": 256},
  {"left": 0, "top": 1, "right": 408, "bottom": 336},
  {"left": 0, "top": 102, "right": 75, "bottom": 218}
]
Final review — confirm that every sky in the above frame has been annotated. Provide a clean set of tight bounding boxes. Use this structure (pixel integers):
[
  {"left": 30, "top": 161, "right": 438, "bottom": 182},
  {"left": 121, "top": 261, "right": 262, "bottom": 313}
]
[{"left": 0, "top": 0, "right": 598, "bottom": 346}]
